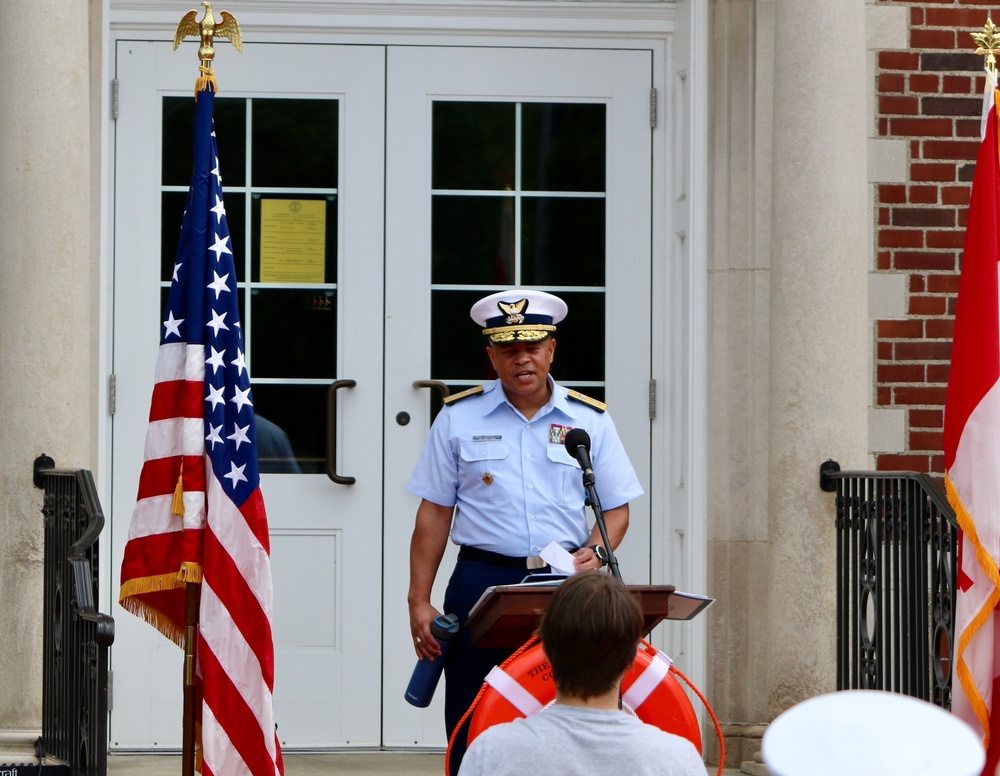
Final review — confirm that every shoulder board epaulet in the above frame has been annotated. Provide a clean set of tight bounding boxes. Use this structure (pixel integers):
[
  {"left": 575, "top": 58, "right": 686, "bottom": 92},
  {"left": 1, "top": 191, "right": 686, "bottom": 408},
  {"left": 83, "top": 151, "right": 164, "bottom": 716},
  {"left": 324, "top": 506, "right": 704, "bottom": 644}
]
[
  {"left": 567, "top": 389, "right": 607, "bottom": 413},
  {"left": 443, "top": 385, "right": 485, "bottom": 405}
]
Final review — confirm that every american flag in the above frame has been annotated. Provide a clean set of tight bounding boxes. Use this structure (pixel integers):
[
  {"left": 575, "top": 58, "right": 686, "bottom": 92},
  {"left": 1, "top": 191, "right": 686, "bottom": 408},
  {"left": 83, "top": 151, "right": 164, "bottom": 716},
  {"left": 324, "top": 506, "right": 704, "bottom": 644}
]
[{"left": 119, "top": 87, "right": 283, "bottom": 775}]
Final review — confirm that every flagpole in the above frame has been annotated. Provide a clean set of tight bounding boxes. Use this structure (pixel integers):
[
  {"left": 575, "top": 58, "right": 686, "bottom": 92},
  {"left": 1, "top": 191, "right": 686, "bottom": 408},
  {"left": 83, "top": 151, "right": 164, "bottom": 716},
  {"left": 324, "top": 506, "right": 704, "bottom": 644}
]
[
  {"left": 172, "top": 6, "right": 243, "bottom": 775},
  {"left": 182, "top": 582, "right": 200, "bottom": 776}
]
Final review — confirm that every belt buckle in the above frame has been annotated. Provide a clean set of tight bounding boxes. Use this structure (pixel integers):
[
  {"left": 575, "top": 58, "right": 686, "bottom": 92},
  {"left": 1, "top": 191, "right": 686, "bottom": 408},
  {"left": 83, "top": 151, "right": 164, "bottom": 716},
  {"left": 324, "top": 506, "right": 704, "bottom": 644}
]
[{"left": 526, "top": 556, "right": 547, "bottom": 570}]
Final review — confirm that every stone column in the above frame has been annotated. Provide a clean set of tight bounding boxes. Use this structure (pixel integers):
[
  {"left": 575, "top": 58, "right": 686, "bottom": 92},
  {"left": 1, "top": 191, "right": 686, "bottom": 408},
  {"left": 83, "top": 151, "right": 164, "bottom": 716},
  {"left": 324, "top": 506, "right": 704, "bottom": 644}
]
[
  {"left": 707, "top": 0, "right": 775, "bottom": 764},
  {"left": 0, "top": 0, "right": 95, "bottom": 732},
  {"left": 766, "top": 0, "right": 869, "bottom": 717}
]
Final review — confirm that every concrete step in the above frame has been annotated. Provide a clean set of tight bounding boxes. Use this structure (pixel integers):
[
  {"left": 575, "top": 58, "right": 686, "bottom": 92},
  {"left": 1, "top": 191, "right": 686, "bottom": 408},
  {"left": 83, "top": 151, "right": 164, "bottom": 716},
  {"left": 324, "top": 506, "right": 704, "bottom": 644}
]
[
  {"left": 0, "top": 749, "right": 754, "bottom": 775},
  {"left": 2, "top": 729, "right": 757, "bottom": 775},
  {"left": 103, "top": 754, "right": 747, "bottom": 775},
  {"left": 109, "top": 752, "right": 446, "bottom": 775}
]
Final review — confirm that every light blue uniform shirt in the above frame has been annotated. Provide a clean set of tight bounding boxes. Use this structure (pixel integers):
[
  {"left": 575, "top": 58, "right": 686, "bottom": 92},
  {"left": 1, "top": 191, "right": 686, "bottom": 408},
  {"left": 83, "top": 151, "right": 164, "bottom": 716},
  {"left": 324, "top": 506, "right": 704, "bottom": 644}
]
[{"left": 408, "top": 378, "right": 643, "bottom": 556}]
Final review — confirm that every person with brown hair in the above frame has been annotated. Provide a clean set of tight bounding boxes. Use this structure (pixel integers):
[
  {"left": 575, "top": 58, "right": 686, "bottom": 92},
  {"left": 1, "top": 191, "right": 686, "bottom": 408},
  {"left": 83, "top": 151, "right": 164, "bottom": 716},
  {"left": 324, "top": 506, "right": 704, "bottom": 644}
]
[{"left": 457, "top": 572, "right": 705, "bottom": 776}]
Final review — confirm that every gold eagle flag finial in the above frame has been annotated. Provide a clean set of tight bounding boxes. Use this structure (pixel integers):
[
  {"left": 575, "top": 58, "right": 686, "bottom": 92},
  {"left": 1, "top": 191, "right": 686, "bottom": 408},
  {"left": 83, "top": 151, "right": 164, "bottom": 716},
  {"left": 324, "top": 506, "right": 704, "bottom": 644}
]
[
  {"left": 174, "top": 1, "right": 243, "bottom": 94},
  {"left": 972, "top": 17, "right": 1000, "bottom": 77}
]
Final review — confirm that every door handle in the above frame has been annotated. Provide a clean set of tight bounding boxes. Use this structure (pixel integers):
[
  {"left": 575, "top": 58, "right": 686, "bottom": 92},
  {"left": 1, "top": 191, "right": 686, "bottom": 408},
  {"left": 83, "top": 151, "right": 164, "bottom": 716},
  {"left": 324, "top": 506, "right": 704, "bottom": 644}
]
[
  {"left": 412, "top": 379, "right": 451, "bottom": 402},
  {"left": 326, "top": 379, "right": 356, "bottom": 485}
]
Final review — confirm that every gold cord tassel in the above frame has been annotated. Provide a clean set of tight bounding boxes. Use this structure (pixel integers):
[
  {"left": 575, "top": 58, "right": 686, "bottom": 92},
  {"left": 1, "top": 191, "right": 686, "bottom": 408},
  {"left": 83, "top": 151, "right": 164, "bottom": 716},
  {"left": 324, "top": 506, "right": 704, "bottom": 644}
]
[
  {"left": 173, "top": 460, "right": 185, "bottom": 517},
  {"left": 195, "top": 65, "right": 218, "bottom": 97}
]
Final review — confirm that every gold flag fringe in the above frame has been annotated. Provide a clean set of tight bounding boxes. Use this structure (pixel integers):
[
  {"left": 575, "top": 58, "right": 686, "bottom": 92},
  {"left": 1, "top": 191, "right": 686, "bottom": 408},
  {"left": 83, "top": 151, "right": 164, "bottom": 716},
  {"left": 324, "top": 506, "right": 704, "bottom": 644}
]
[
  {"left": 945, "top": 471, "right": 1000, "bottom": 750},
  {"left": 118, "top": 578, "right": 187, "bottom": 647},
  {"left": 118, "top": 560, "right": 204, "bottom": 646},
  {"left": 995, "top": 89, "right": 1000, "bottom": 158}
]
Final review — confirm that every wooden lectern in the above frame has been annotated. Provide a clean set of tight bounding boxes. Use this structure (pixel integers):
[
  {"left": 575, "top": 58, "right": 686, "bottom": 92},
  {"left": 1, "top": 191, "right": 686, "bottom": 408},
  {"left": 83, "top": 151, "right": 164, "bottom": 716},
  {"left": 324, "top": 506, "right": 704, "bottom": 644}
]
[{"left": 466, "top": 584, "right": 710, "bottom": 649}]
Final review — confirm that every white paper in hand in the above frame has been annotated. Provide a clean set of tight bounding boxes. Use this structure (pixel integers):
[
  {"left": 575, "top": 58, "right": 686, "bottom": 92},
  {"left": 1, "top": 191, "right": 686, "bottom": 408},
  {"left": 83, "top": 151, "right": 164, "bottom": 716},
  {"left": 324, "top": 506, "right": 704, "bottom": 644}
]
[{"left": 539, "top": 541, "right": 577, "bottom": 576}]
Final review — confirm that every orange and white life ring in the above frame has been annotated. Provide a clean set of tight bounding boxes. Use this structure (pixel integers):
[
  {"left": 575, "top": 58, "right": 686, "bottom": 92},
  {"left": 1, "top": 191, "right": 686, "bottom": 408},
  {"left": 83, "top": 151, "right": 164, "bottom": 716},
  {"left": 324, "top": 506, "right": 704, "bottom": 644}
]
[{"left": 466, "top": 638, "right": 702, "bottom": 751}]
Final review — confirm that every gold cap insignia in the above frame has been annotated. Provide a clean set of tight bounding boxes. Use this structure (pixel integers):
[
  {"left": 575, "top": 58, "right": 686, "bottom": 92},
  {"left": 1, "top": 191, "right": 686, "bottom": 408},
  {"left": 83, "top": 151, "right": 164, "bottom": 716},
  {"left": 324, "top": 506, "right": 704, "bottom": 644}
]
[{"left": 498, "top": 298, "right": 529, "bottom": 325}]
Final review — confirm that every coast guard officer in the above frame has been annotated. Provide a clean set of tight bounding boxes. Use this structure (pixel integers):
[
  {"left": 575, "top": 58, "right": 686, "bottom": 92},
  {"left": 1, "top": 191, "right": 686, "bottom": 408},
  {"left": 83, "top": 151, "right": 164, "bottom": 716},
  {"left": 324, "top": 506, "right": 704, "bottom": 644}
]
[{"left": 406, "top": 289, "right": 643, "bottom": 769}]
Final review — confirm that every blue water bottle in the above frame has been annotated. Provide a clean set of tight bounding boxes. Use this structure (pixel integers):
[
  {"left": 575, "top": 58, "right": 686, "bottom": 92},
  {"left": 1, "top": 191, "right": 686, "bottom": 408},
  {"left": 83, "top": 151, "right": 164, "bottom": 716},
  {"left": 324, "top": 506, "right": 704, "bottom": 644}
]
[{"left": 404, "top": 613, "right": 460, "bottom": 707}]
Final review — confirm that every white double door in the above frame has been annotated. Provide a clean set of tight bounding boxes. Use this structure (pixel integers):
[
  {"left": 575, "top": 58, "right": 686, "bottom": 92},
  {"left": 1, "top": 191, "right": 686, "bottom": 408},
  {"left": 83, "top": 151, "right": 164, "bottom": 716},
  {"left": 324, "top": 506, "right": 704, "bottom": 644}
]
[{"left": 110, "top": 40, "right": 653, "bottom": 749}]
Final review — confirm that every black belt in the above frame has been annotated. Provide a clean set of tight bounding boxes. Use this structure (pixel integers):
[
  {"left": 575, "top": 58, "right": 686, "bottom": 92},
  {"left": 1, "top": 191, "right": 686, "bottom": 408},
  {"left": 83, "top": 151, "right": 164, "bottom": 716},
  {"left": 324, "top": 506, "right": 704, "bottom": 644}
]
[{"left": 458, "top": 545, "right": 549, "bottom": 570}]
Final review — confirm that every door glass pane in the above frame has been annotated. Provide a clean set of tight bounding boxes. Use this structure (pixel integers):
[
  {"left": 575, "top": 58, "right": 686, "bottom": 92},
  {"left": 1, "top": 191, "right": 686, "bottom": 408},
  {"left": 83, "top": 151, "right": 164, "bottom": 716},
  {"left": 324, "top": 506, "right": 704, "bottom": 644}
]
[
  {"left": 252, "top": 99, "right": 339, "bottom": 188},
  {"left": 249, "top": 288, "right": 338, "bottom": 378},
  {"left": 432, "top": 102, "right": 515, "bottom": 190},
  {"left": 431, "top": 196, "right": 514, "bottom": 285},
  {"left": 521, "top": 103, "right": 606, "bottom": 192},
  {"left": 430, "top": 100, "right": 607, "bottom": 405},
  {"left": 160, "top": 96, "right": 340, "bottom": 473},
  {"left": 521, "top": 197, "right": 605, "bottom": 286}
]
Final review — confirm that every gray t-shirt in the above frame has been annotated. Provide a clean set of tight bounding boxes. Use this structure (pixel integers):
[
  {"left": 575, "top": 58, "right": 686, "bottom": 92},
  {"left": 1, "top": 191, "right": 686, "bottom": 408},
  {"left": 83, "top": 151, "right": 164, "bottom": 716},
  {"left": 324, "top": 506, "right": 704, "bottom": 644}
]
[{"left": 457, "top": 704, "right": 705, "bottom": 776}]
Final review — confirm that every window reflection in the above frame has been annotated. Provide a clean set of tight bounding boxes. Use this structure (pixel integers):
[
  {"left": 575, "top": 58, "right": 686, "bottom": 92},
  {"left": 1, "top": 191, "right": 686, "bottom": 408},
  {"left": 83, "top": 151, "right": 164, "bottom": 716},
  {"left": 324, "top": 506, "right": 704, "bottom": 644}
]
[
  {"left": 255, "top": 414, "right": 302, "bottom": 474},
  {"left": 252, "top": 384, "right": 327, "bottom": 474}
]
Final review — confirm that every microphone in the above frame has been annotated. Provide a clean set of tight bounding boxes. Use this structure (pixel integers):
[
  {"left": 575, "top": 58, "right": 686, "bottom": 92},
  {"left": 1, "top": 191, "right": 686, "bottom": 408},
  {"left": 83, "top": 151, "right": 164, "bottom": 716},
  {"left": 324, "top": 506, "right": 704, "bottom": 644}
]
[{"left": 564, "top": 428, "right": 594, "bottom": 481}]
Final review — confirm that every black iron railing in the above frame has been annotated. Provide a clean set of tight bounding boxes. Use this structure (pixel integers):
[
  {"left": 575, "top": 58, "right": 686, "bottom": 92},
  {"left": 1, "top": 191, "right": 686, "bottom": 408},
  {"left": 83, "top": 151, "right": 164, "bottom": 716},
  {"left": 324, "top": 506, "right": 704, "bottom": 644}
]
[
  {"left": 33, "top": 456, "right": 115, "bottom": 774},
  {"left": 820, "top": 460, "right": 956, "bottom": 709}
]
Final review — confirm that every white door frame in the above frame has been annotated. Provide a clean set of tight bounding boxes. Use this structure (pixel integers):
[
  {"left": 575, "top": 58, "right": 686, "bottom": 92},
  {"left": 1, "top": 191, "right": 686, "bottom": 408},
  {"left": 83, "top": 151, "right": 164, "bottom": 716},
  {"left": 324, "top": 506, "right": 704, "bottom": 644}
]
[{"left": 102, "top": 0, "right": 711, "bottom": 741}]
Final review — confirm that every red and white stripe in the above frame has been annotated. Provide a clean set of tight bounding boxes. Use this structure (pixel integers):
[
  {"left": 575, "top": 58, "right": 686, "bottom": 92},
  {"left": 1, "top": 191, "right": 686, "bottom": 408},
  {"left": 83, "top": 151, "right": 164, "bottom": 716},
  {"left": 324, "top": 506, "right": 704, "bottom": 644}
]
[{"left": 200, "top": 478, "right": 281, "bottom": 775}]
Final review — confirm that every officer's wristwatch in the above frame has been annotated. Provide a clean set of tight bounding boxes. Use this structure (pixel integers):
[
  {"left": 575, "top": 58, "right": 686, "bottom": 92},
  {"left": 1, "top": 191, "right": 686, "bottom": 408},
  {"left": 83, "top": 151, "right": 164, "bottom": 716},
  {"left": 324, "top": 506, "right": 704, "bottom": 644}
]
[{"left": 588, "top": 544, "right": 609, "bottom": 567}]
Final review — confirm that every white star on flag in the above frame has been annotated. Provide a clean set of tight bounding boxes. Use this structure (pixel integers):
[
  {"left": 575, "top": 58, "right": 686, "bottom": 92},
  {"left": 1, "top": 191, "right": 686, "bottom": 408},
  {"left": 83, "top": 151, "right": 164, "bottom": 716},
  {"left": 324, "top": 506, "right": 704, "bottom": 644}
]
[
  {"left": 231, "top": 348, "right": 247, "bottom": 377},
  {"left": 223, "top": 461, "right": 247, "bottom": 487},
  {"left": 208, "top": 271, "right": 230, "bottom": 299},
  {"left": 207, "top": 309, "right": 229, "bottom": 336},
  {"left": 163, "top": 311, "right": 184, "bottom": 339},
  {"left": 210, "top": 195, "right": 226, "bottom": 223},
  {"left": 205, "top": 423, "right": 223, "bottom": 450},
  {"left": 227, "top": 424, "right": 251, "bottom": 450},
  {"left": 205, "top": 347, "right": 226, "bottom": 374},
  {"left": 231, "top": 386, "right": 253, "bottom": 413},
  {"left": 209, "top": 233, "right": 232, "bottom": 262},
  {"left": 206, "top": 384, "right": 225, "bottom": 410}
]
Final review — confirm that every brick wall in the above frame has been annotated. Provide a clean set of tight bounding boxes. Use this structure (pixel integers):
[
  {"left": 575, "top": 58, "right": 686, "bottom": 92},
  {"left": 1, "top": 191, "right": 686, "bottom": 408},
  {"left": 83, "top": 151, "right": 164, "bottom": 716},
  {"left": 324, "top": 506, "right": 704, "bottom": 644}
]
[{"left": 874, "top": 3, "right": 997, "bottom": 474}]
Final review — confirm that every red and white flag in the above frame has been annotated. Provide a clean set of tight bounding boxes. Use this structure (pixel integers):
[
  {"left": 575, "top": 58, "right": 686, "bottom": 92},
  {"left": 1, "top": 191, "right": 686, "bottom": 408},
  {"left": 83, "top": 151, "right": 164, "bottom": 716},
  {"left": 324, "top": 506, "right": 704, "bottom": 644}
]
[
  {"left": 947, "top": 70, "right": 1000, "bottom": 776},
  {"left": 118, "top": 86, "right": 283, "bottom": 775}
]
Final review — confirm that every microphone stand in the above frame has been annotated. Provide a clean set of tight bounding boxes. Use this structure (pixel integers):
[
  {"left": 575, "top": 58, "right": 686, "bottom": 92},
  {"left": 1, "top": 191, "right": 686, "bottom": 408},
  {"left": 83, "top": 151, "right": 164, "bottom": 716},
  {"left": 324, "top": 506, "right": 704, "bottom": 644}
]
[{"left": 580, "top": 469, "right": 623, "bottom": 582}]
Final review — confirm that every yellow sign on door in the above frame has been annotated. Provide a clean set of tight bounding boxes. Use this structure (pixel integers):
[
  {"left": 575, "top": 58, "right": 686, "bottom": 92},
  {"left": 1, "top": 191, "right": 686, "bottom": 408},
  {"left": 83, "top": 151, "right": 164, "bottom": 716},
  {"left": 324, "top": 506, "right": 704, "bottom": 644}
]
[{"left": 260, "top": 199, "right": 326, "bottom": 283}]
